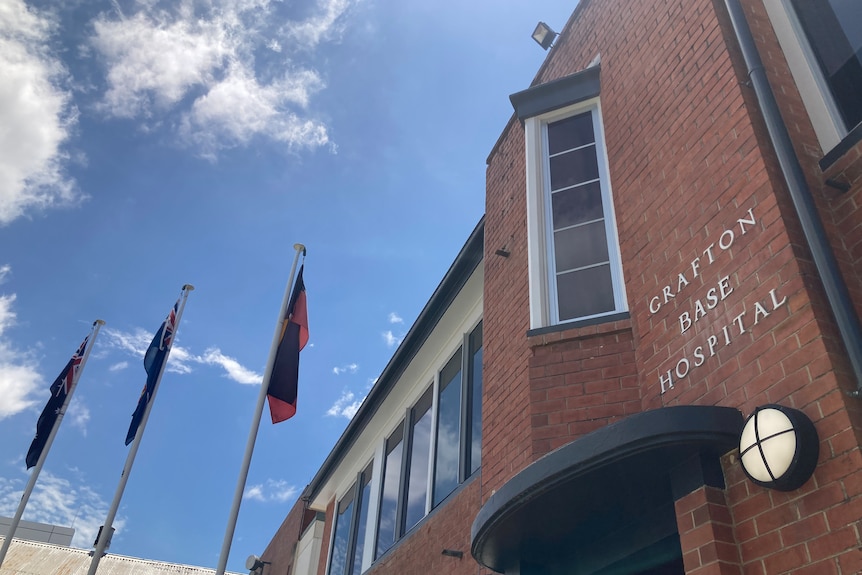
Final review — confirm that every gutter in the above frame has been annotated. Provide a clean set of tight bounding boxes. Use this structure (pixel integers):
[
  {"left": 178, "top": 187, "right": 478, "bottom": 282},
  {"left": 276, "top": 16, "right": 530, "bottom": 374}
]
[{"left": 723, "top": 0, "right": 862, "bottom": 395}]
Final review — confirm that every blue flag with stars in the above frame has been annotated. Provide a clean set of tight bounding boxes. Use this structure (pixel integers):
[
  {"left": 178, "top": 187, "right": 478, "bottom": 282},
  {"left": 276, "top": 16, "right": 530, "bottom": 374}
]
[{"left": 125, "top": 298, "right": 178, "bottom": 446}]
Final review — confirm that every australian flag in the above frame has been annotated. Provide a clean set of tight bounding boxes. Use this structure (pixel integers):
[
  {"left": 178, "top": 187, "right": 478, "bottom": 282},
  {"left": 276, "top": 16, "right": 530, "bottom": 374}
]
[
  {"left": 26, "top": 335, "right": 90, "bottom": 469},
  {"left": 125, "top": 299, "right": 178, "bottom": 445}
]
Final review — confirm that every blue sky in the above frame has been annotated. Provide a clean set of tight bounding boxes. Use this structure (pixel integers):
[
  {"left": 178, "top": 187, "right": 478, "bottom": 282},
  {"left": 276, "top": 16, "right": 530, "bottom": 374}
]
[{"left": 0, "top": 0, "right": 573, "bottom": 571}]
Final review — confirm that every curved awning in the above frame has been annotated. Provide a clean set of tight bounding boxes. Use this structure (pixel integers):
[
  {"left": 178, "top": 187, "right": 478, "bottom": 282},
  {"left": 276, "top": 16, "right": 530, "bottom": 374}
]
[{"left": 471, "top": 405, "right": 744, "bottom": 573}]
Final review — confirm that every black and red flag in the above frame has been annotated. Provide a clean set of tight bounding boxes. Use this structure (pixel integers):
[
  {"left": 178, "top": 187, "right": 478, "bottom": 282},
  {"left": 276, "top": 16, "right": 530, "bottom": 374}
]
[{"left": 266, "top": 264, "right": 308, "bottom": 423}]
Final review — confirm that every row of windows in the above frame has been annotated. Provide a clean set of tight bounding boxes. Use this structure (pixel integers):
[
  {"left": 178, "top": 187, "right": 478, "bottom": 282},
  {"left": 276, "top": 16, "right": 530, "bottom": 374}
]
[{"left": 327, "top": 321, "right": 483, "bottom": 575}]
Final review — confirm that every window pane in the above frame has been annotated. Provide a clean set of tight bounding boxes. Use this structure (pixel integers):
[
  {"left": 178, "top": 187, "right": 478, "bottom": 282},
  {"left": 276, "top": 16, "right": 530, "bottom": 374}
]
[
  {"left": 548, "top": 112, "right": 595, "bottom": 155},
  {"left": 433, "top": 350, "right": 462, "bottom": 507},
  {"left": 552, "top": 181, "right": 604, "bottom": 229},
  {"left": 404, "top": 390, "right": 432, "bottom": 532},
  {"left": 549, "top": 145, "right": 599, "bottom": 191},
  {"left": 791, "top": 0, "right": 862, "bottom": 128},
  {"left": 328, "top": 493, "right": 355, "bottom": 575},
  {"left": 469, "top": 322, "right": 483, "bottom": 475},
  {"left": 553, "top": 220, "right": 609, "bottom": 273},
  {"left": 374, "top": 427, "right": 402, "bottom": 559},
  {"left": 351, "top": 467, "right": 372, "bottom": 575},
  {"left": 557, "top": 264, "right": 616, "bottom": 320}
]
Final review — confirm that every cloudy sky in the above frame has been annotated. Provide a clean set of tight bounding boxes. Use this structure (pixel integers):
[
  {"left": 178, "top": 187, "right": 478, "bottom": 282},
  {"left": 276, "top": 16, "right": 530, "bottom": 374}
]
[{"left": 0, "top": 0, "right": 573, "bottom": 571}]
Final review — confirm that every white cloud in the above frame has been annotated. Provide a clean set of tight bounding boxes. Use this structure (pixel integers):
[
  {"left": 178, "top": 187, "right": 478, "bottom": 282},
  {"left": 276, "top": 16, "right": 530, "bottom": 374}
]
[
  {"left": 332, "top": 363, "right": 358, "bottom": 375},
  {"left": 101, "top": 329, "right": 263, "bottom": 386},
  {"left": 382, "top": 330, "right": 402, "bottom": 348},
  {"left": 101, "top": 326, "right": 193, "bottom": 375},
  {"left": 243, "top": 479, "right": 298, "bottom": 503},
  {"left": 0, "top": 0, "right": 81, "bottom": 226},
  {"left": 281, "top": 0, "right": 354, "bottom": 47},
  {"left": 326, "top": 389, "right": 363, "bottom": 419},
  {"left": 92, "top": 10, "right": 229, "bottom": 118},
  {"left": 0, "top": 293, "right": 42, "bottom": 421},
  {"left": 0, "top": 470, "right": 125, "bottom": 549},
  {"left": 67, "top": 399, "right": 90, "bottom": 436},
  {"left": 179, "top": 63, "right": 328, "bottom": 159},
  {"left": 90, "top": 0, "right": 341, "bottom": 159},
  {"left": 388, "top": 312, "right": 403, "bottom": 324},
  {"left": 0, "top": 265, "right": 11, "bottom": 283},
  {"left": 108, "top": 361, "right": 129, "bottom": 372},
  {"left": 200, "top": 348, "right": 261, "bottom": 385}
]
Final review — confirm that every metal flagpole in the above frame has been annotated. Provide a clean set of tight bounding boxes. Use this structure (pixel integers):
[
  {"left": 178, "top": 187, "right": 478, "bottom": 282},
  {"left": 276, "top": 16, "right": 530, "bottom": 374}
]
[
  {"left": 215, "top": 244, "right": 305, "bottom": 575},
  {"left": 87, "top": 285, "right": 193, "bottom": 575},
  {"left": 0, "top": 320, "right": 105, "bottom": 568}
]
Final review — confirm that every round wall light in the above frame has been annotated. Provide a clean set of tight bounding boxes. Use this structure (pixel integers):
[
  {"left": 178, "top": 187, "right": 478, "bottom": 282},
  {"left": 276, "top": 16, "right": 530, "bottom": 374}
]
[{"left": 738, "top": 404, "right": 819, "bottom": 491}]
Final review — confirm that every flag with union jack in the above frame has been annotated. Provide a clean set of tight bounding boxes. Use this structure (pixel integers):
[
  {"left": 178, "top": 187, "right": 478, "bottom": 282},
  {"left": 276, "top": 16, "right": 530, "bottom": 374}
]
[
  {"left": 125, "top": 298, "right": 179, "bottom": 445},
  {"left": 26, "top": 334, "right": 90, "bottom": 468}
]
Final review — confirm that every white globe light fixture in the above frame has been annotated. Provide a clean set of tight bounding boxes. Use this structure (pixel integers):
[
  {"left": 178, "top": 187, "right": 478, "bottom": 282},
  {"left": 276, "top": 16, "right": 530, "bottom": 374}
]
[{"left": 739, "top": 404, "right": 819, "bottom": 491}]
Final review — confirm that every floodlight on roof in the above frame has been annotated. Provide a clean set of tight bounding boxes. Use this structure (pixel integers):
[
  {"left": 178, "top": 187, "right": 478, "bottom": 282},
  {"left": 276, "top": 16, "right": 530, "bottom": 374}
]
[{"left": 531, "top": 22, "right": 557, "bottom": 50}]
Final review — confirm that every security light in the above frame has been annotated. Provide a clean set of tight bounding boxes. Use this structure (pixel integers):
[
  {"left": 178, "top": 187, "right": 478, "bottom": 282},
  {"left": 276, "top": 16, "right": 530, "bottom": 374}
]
[
  {"left": 738, "top": 404, "right": 819, "bottom": 491},
  {"left": 531, "top": 22, "right": 557, "bottom": 50},
  {"left": 246, "top": 554, "right": 270, "bottom": 574}
]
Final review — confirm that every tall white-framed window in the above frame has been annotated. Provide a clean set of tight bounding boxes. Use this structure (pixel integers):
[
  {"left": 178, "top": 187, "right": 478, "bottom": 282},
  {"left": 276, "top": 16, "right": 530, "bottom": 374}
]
[
  {"left": 524, "top": 99, "right": 626, "bottom": 328},
  {"left": 764, "top": 0, "right": 862, "bottom": 153}
]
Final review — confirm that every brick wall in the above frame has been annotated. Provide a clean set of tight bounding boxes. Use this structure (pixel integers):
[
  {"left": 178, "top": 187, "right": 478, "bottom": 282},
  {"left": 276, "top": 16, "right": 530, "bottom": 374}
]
[
  {"left": 482, "top": 0, "right": 862, "bottom": 573},
  {"left": 482, "top": 115, "right": 534, "bottom": 496},
  {"left": 364, "top": 479, "right": 493, "bottom": 575},
  {"left": 261, "top": 500, "right": 316, "bottom": 574},
  {"left": 741, "top": 0, "right": 862, "bottom": 323},
  {"left": 527, "top": 319, "right": 639, "bottom": 457}
]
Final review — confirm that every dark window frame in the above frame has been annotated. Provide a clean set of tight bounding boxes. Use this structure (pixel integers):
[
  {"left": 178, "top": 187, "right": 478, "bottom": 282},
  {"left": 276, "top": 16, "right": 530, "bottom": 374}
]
[
  {"left": 432, "top": 321, "right": 484, "bottom": 507},
  {"left": 328, "top": 462, "right": 374, "bottom": 575}
]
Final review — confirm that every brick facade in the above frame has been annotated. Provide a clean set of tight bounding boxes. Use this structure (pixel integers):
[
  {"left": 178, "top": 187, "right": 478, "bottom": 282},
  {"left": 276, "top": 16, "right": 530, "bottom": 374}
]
[
  {"left": 262, "top": 0, "right": 862, "bottom": 573},
  {"left": 482, "top": 0, "right": 862, "bottom": 572}
]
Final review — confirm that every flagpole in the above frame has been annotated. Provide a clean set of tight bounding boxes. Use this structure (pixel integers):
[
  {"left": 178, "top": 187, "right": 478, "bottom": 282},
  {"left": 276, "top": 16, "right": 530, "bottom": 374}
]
[
  {"left": 215, "top": 244, "right": 305, "bottom": 575},
  {"left": 0, "top": 320, "right": 104, "bottom": 568},
  {"left": 87, "top": 286, "right": 193, "bottom": 575}
]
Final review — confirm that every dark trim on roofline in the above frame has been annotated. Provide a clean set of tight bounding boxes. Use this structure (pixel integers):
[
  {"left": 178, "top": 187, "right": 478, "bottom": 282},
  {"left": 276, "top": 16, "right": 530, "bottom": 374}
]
[{"left": 303, "top": 217, "right": 485, "bottom": 504}]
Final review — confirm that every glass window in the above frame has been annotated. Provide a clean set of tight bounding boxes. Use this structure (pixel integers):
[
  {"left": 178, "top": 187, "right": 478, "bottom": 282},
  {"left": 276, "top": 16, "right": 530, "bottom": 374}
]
[
  {"left": 544, "top": 109, "right": 621, "bottom": 322},
  {"left": 374, "top": 425, "right": 402, "bottom": 559},
  {"left": 790, "top": 0, "right": 862, "bottom": 131},
  {"left": 524, "top": 100, "right": 626, "bottom": 328},
  {"left": 368, "top": 323, "right": 483, "bottom": 559},
  {"left": 351, "top": 463, "right": 373, "bottom": 575},
  {"left": 328, "top": 489, "right": 355, "bottom": 575},
  {"left": 433, "top": 349, "right": 462, "bottom": 507},
  {"left": 329, "top": 462, "right": 373, "bottom": 575},
  {"left": 468, "top": 322, "right": 483, "bottom": 475},
  {"left": 403, "top": 388, "right": 433, "bottom": 532}
]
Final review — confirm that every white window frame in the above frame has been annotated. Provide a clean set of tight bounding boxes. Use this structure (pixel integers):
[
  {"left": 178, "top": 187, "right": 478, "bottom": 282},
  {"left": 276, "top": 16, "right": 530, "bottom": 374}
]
[
  {"left": 525, "top": 98, "right": 627, "bottom": 329},
  {"left": 763, "top": 0, "right": 851, "bottom": 152}
]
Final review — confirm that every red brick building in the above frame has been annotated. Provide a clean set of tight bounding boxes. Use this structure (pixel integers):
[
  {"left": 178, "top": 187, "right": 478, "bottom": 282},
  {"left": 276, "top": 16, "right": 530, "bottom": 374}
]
[{"left": 258, "top": 0, "right": 862, "bottom": 573}]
